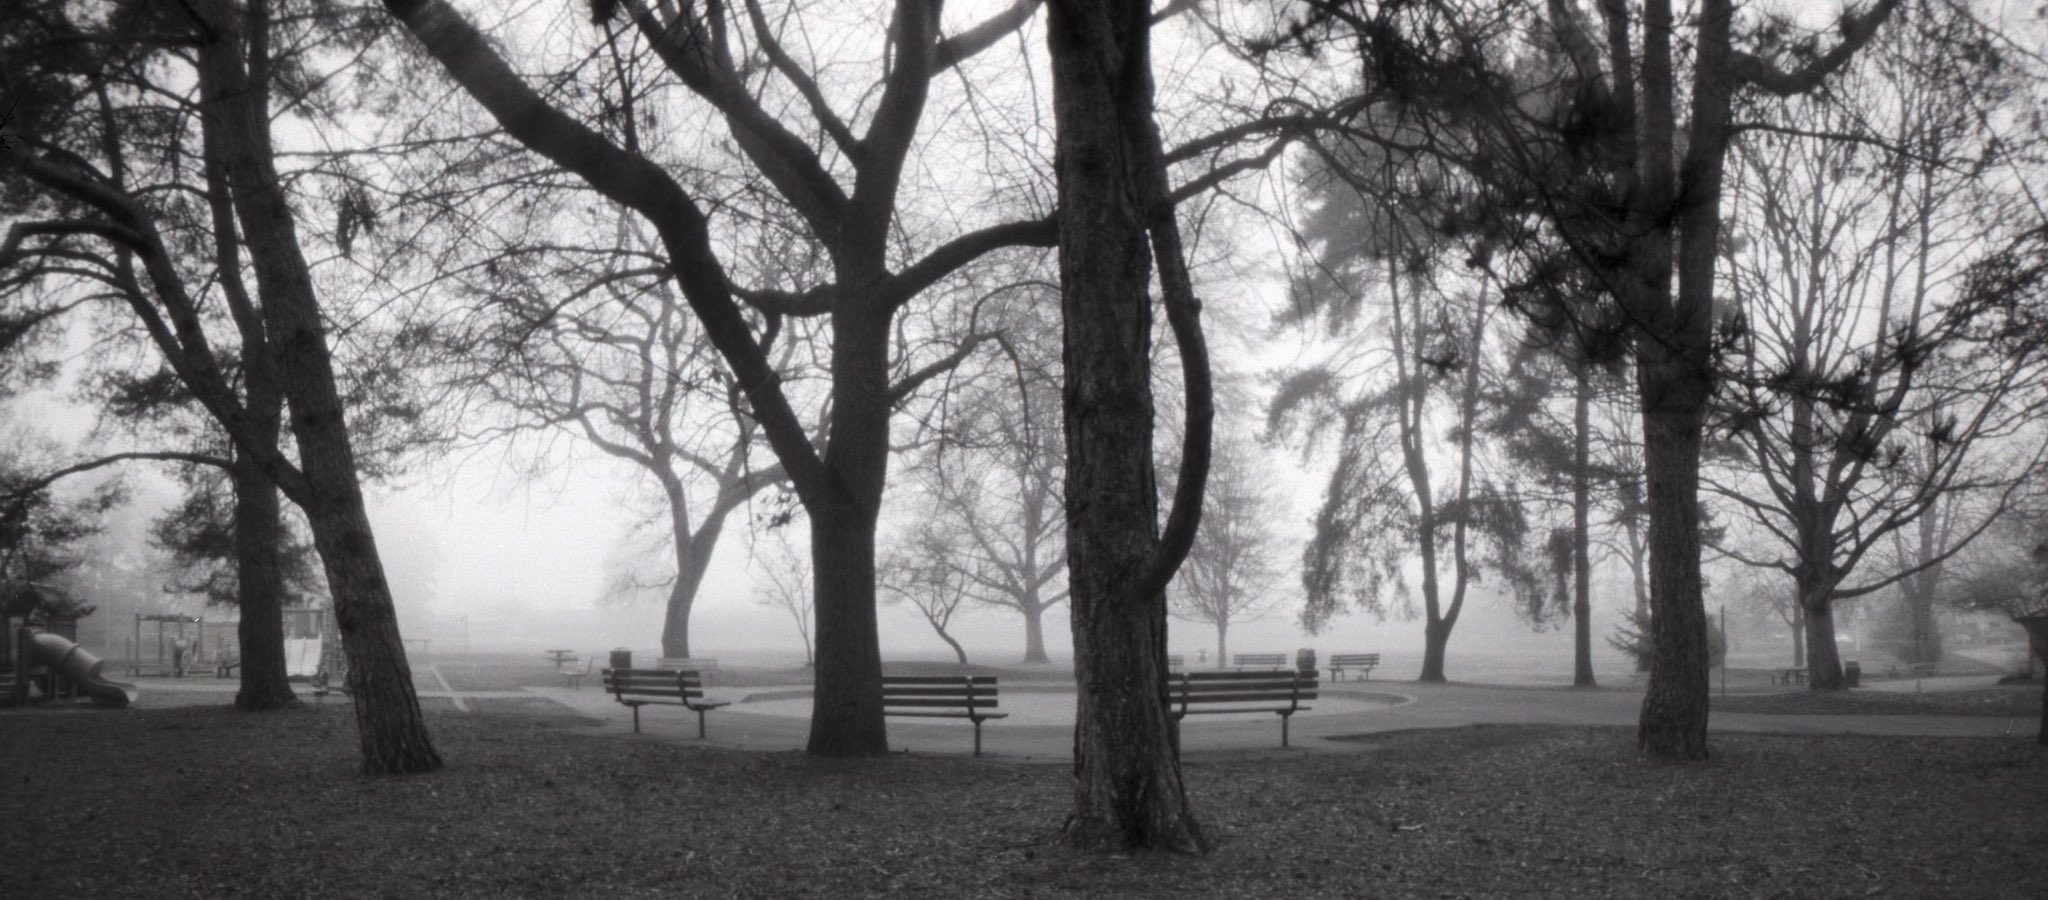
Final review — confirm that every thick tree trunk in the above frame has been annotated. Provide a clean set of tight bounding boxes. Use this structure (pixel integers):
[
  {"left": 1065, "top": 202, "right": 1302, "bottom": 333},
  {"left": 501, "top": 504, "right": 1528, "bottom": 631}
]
[
  {"left": 802, "top": 293, "right": 891, "bottom": 758},
  {"left": 1421, "top": 620, "right": 1451, "bottom": 683},
  {"left": 1802, "top": 597, "right": 1846, "bottom": 690},
  {"left": 1021, "top": 601, "right": 1049, "bottom": 664},
  {"left": 804, "top": 492, "right": 888, "bottom": 756},
  {"left": 1634, "top": 345, "right": 1712, "bottom": 759},
  {"left": 1047, "top": 0, "right": 1204, "bottom": 854},
  {"left": 2025, "top": 619, "right": 2048, "bottom": 745},
  {"left": 1215, "top": 620, "right": 1228, "bottom": 669},
  {"left": 200, "top": 0, "right": 438, "bottom": 773},
  {"left": 1572, "top": 363, "right": 1596, "bottom": 687},
  {"left": 231, "top": 456, "right": 297, "bottom": 711}
]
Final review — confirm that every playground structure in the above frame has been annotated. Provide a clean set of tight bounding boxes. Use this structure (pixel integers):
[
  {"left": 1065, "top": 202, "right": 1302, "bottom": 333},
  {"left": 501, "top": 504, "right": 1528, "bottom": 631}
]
[
  {"left": 124, "top": 605, "right": 343, "bottom": 682},
  {"left": 3, "top": 584, "right": 136, "bottom": 708}
]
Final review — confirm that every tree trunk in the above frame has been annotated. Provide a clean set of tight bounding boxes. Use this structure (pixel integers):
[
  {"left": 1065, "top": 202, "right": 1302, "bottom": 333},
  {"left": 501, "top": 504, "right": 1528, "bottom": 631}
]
[
  {"left": 1047, "top": 0, "right": 1204, "bottom": 854},
  {"left": 1803, "top": 596, "right": 1846, "bottom": 690},
  {"left": 938, "top": 626, "right": 969, "bottom": 666},
  {"left": 1633, "top": 344, "right": 1712, "bottom": 759},
  {"left": 1215, "top": 620, "right": 1228, "bottom": 670},
  {"left": 1572, "top": 362, "right": 1596, "bottom": 687},
  {"left": 231, "top": 456, "right": 297, "bottom": 710},
  {"left": 1421, "top": 620, "right": 1450, "bottom": 683},
  {"left": 1021, "top": 600, "right": 1049, "bottom": 664},
  {"left": 658, "top": 489, "right": 726, "bottom": 659},
  {"left": 2025, "top": 618, "right": 2048, "bottom": 745},
  {"left": 1791, "top": 604, "right": 1806, "bottom": 668},
  {"left": 803, "top": 486, "right": 887, "bottom": 757},
  {"left": 200, "top": 0, "right": 438, "bottom": 773}
]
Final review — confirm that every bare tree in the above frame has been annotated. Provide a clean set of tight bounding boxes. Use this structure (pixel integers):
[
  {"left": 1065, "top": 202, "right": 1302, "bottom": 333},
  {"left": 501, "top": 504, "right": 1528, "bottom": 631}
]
[
  {"left": 879, "top": 528, "right": 974, "bottom": 666},
  {"left": 1710, "top": 21, "right": 2048, "bottom": 689},
  {"left": 1170, "top": 431, "right": 1285, "bottom": 668},
  {"left": 751, "top": 528, "right": 814, "bottom": 668}
]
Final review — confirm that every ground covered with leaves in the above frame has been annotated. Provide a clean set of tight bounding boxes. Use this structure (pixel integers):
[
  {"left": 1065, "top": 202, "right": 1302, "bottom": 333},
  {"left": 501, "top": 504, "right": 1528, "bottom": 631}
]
[{"left": 2, "top": 702, "right": 2040, "bottom": 898}]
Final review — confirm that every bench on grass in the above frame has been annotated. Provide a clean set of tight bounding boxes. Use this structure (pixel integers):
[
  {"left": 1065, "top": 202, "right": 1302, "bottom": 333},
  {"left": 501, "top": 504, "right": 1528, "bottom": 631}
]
[
  {"left": 1169, "top": 670, "right": 1317, "bottom": 751},
  {"left": 1326, "top": 653, "right": 1380, "bottom": 681},
  {"left": 880, "top": 675, "right": 1007, "bottom": 757},
  {"left": 1167, "top": 654, "right": 1185, "bottom": 670},
  {"left": 1776, "top": 667, "right": 1808, "bottom": 686},
  {"left": 1231, "top": 653, "right": 1290, "bottom": 671},
  {"left": 603, "top": 668, "right": 729, "bottom": 737}
]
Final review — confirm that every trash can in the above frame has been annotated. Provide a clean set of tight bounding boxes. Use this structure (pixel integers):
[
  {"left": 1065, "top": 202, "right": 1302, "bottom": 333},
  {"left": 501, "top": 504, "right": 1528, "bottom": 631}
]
[
  {"left": 1843, "top": 661, "right": 1860, "bottom": 688},
  {"left": 1296, "top": 648, "right": 1317, "bottom": 674},
  {"left": 609, "top": 648, "right": 633, "bottom": 671}
]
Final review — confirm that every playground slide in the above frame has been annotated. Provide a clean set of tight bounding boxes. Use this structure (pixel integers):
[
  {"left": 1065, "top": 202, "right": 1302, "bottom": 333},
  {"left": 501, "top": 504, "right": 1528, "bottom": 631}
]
[{"left": 26, "top": 630, "right": 139, "bottom": 707}]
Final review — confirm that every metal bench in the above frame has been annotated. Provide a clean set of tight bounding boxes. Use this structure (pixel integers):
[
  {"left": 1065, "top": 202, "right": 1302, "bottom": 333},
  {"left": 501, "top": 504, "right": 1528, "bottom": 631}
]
[
  {"left": 880, "top": 675, "right": 1007, "bottom": 756},
  {"left": 603, "top": 668, "right": 729, "bottom": 737},
  {"left": 1326, "top": 653, "right": 1380, "bottom": 681},
  {"left": 1230, "top": 652, "right": 1289, "bottom": 670},
  {"left": 1170, "top": 670, "right": 1318, "bottom": 751}
]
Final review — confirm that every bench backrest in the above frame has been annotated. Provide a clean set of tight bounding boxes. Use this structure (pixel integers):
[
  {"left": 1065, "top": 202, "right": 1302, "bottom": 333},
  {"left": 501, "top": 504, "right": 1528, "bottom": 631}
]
[
  {"left": 1330, "top": 653, "right": 1380, "bottom": 666},
  {"left": 1172, "top": 670, "right": 1318, "bottom": 712},
  {"left": 1231, "top": 653, "right": 1288, "bottom": 668},
  {"left": 879, "top": 675, "right": 1000, "bottom": 713},
  {"left": 603, "top": 668, "right": 710, "bottom": 701},
  {"left": 1166, "top": 654, "right": 1185, "bottom": 669}
]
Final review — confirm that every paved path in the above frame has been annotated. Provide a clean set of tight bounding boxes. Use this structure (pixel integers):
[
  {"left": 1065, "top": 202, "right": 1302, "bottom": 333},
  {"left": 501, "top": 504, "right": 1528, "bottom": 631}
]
[
  {"left": 123, "top": 676, "right": 2040, "bottom": 759},
  {"left": 527, "top": 679, "right": 2039, "bottom": 761}
]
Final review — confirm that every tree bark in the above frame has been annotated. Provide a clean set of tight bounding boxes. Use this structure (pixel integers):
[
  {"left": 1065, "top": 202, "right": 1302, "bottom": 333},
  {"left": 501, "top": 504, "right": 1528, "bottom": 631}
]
[
  {"left": 231, "top": 455, "right": 297, "bottom": 711},
  {"left": 1021, "top": 600, "right": 1049, "bottom": 664},
  {"left": 200, "top": 0, "right": 438, "bottom": 773},
  {"left": 1047, "top": 0, "right": 1205, "bottom": 854},
  {"left": 1802, "top": 595, "right": 1846, "bottom": 690},
  {"left": 1634, "top": 342, "right": 1712, "bottom": 758}
]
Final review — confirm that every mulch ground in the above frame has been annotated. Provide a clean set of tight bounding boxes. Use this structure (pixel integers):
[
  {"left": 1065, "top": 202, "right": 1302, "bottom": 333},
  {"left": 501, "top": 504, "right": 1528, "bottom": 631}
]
[{"left": 2, "top": 700, "right": 2041, "bottom": 899}]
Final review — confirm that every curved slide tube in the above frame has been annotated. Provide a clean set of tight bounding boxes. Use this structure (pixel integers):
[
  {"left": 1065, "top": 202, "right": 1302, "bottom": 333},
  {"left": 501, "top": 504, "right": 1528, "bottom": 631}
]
[{"left": 27, "top": 630, "right": 139, "bottom": 707}]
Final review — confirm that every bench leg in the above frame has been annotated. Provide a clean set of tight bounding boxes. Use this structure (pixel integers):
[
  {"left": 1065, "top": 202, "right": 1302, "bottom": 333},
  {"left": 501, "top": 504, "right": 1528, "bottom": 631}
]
[
  {"left": 1280, "top": 711, "right": 1291, "bottom": 748},
  {"left": 696, "top": 708, "right": 708, "bottom": 740},
  {"left": 972, "top": 719, "right": 982, "bottom": 757},
  {"left": 632, "top": 705, "right": 641, "bottom": 733}
]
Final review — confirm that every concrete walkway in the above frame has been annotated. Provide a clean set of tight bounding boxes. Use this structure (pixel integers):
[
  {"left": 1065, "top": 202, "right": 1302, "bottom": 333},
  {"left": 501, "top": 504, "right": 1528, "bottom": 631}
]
[
  {"left": 119, "top": 675, "right": 2040, "bottom": 759},
  {"left": 525, "top": 679, "right": 2039, "bottom": 761}
]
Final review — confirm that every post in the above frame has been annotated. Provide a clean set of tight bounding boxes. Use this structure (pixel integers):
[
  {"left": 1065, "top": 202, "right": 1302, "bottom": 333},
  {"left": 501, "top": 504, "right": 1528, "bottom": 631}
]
[{"left": 1719, "top": 606, "right": 1727, "bottom": 699}]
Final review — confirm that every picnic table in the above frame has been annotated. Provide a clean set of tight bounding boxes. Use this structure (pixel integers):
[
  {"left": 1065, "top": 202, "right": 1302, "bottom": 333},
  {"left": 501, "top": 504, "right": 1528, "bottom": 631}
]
[{"left": 545, "top": 649, "right": 578, "bottom": 667}]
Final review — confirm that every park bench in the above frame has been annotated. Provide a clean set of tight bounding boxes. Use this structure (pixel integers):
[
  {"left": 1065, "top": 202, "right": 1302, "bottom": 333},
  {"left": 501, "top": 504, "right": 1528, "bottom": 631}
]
[
  {"left": 1326, "top": 653, "right": 1380, "bottom": 681},
  {"left": 603, "top": 668, "right": 729, "bottom": 737},
  {"left": 1169, "top": 670, "right": 1318, "bottom": 751},
  {"left": 1167, "top": 654, "right": 1185, "bottom": 670},
  {"left": 880, "top": 675, "right": 1007, "bottom": 756},
  {"left": 558, "top": 657, "right": 593, "bottom": 689},
  {"left": 1231, "top": 653, "right": 1289, "bottom": 671},
  {"left": 653, "top": 657, "right": 720, "bottom": 683},
  {"left": 1776, "top": 668, "right": 1809, "bottom": 686}
]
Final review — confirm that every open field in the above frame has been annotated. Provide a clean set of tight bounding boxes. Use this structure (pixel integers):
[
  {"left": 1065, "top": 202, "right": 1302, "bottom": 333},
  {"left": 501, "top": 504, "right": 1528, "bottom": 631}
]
[{"left": 1, "top": 701, "right": 2040, "bottom": 898}]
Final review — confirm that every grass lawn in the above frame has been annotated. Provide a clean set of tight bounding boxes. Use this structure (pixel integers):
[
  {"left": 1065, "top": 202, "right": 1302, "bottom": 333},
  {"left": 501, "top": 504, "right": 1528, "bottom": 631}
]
[
  {"left": 2, "top": 702, "right": 2042, "bottom": 898},
  {"left": 1712, "top": 685, "right": 2040, "bottom": 718}
]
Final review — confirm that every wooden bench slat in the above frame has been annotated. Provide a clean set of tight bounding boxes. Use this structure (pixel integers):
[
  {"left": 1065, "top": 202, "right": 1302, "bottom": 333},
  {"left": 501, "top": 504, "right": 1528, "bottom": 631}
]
[
  {"left": 1169, "top": 670, "right": 1317, "bottom": 751},
  {"left": 878, "top": 675, "right": 999, "bottom": 685},
  {"left": 881, "top": 697, "right": 1002, "bottom": 709},
  {"left": 878, "top": 674, "right": 1005, "bottom": 756}
]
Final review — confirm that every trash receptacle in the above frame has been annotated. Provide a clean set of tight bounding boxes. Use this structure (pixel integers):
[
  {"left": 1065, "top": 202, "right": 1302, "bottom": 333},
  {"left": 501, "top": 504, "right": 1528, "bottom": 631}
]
[
  {"left": 1843, "top": 661, "right": 1860, "bottom": 688},
  {"left": 1296, "top": 648, "right": 1318, "bottom": 674},
  {"left": 609, "top": 648, "right": 632, "bottom": 671}
]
